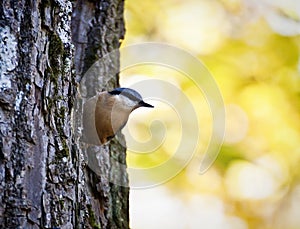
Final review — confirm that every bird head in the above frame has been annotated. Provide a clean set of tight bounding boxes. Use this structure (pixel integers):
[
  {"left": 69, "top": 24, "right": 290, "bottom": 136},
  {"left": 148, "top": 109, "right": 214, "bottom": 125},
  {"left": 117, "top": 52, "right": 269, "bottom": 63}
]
[{"left": 108, "top": 87, "right": 154, "bottom": 111}]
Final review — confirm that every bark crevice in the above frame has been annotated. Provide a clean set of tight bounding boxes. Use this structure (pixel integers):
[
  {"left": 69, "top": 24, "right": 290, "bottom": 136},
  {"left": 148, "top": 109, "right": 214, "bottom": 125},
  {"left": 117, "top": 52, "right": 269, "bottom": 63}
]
[{"left": 0, "top": 0, "right": 128, "bottom": 228}]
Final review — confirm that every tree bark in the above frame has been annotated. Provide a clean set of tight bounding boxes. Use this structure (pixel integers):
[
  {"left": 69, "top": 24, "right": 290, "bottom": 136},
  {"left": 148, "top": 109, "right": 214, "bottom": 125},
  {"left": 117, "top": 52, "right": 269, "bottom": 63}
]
[{"left": 0, "top": 0, "right": 128, "bottom": 228}]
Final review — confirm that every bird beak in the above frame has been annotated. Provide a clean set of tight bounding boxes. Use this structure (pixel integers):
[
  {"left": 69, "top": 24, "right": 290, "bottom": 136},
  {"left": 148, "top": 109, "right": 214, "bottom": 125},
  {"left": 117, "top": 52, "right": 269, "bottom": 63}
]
[{"left": 139, "top": 101, "right": 154, "bottom": 108}]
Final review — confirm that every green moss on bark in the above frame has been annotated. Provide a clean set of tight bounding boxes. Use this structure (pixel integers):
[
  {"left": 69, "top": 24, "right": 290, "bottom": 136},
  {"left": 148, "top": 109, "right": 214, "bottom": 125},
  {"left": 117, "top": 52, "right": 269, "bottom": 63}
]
[
  {"left": 87, "top": 205, "right": 101, "bottom": 229},
  {"left": 49, "top": 31, "right": 64, "bottom": 76}
]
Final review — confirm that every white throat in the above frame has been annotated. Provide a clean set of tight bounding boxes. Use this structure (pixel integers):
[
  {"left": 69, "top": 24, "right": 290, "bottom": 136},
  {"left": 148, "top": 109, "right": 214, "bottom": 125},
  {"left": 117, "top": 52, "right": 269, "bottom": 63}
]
[{"left": 116, "top": 94, "right": 138, "bottom": 110}]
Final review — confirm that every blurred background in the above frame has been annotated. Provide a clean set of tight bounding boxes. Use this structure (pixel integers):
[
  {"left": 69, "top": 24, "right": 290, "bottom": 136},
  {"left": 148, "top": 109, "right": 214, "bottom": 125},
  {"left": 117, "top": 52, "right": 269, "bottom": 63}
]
[{"left": 120, "top": 0, "right": 300, "bottom": 228}]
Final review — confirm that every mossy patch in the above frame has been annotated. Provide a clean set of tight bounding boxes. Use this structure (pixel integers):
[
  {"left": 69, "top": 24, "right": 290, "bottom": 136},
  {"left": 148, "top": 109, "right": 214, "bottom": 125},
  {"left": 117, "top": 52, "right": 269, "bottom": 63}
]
[
  {"left": 87, "top": 204, "right": 101, "bottom": 229},
  {"left": 49, "top": 31, "right": 64, "bottom": 76}
]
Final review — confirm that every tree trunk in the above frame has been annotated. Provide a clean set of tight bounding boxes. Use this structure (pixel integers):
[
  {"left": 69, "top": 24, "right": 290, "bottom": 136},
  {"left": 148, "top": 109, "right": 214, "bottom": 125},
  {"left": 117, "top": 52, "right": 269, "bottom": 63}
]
[{"left": 0, "top": 0, "right": 128, "bottom": 228}]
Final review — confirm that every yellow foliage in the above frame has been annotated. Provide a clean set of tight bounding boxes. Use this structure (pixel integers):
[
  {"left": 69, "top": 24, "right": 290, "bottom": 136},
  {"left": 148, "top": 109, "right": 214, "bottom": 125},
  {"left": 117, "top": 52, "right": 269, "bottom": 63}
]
[{"left": 123, "top": 0, "right": 300, "bottom": 228}]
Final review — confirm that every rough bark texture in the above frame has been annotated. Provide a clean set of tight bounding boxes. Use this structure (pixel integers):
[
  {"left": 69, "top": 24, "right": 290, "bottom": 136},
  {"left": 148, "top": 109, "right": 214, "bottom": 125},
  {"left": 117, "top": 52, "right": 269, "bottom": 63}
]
[{"left": 0, "top": 0, "right": 128, "bottom": 228}]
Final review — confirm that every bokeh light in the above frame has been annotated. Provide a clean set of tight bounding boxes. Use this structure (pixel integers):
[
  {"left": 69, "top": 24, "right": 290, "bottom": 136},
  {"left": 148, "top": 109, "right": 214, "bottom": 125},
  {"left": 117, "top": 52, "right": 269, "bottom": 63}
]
[{"left": 122, "top": 0, "right": 300, "bottom": 228}]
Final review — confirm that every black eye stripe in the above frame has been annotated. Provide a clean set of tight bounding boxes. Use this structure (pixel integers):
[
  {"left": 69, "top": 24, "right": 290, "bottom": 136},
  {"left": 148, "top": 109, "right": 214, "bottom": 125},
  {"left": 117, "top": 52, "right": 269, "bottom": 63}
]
[
  {"left": 108, "top": 88, "right": 142, "bottom": 102},
  {"left": 108, "top": 90, "right": 121, "bottom": 95},
  {"left": 120, "top": 92, "right": 141, "bottom": 102}
]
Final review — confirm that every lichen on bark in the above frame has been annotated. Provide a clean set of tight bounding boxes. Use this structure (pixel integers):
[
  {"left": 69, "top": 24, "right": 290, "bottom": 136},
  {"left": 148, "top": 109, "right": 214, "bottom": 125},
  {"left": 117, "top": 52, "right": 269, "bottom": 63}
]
[{"left": 0, "top": 0, "right": 128, "bottom": 228}]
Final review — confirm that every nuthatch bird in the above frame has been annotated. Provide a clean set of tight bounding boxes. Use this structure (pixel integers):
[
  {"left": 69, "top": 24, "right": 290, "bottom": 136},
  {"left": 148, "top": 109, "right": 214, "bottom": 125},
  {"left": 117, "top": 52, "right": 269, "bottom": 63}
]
[{"left": 82, "top": 88, "right": 154, "bottom": 145}]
